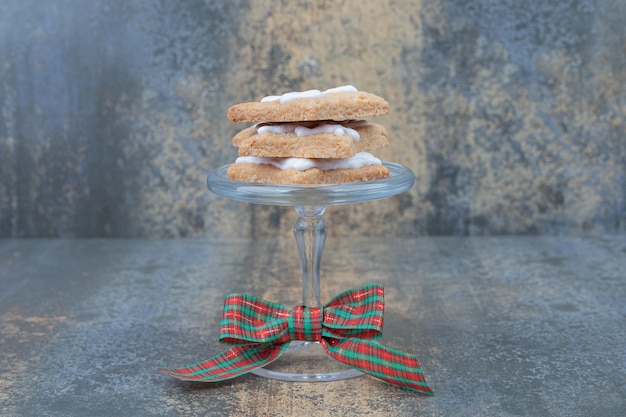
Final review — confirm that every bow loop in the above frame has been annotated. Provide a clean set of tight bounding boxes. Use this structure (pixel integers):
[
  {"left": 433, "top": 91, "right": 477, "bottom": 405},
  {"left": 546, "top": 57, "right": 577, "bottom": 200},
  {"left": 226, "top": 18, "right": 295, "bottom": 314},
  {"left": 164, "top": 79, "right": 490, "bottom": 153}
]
[
  {"left": 322, "top": 284, "right": 384, "bottom": 340},
  {"left": 218, "top": 293, "right": 291, "bottom": 345}
]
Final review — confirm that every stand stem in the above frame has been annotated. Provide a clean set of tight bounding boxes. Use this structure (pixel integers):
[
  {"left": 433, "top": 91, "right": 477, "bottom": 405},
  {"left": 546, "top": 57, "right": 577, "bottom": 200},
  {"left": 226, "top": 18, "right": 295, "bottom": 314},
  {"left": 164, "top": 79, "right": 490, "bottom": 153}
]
[{"left": 294, "top": 206, "right": 327, "bottom": 307}]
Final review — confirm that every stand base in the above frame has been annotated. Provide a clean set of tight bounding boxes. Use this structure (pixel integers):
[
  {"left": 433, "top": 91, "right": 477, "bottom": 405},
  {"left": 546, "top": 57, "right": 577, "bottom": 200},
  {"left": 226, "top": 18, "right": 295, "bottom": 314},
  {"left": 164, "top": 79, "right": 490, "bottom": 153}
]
[{"left": 250, "top": 342, "right": 363, "bottom": 382}]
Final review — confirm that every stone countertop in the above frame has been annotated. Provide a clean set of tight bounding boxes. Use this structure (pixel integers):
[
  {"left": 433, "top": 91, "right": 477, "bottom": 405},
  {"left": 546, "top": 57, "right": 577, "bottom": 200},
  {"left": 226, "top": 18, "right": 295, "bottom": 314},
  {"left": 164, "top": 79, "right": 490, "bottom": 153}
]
[{"left": 1, "top": 236, "right": 625, "bottom": 416}]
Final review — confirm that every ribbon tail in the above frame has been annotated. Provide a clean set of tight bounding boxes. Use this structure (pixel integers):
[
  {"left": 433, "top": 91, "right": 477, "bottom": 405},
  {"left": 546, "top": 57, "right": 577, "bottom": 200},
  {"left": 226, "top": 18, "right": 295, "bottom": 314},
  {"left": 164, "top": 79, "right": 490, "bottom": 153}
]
[
  {"left": 322, "top": 339, "right": 434, "bottom": 395},
  {"left": 159, "top": 343, "right": 289, "bottom": 382}
]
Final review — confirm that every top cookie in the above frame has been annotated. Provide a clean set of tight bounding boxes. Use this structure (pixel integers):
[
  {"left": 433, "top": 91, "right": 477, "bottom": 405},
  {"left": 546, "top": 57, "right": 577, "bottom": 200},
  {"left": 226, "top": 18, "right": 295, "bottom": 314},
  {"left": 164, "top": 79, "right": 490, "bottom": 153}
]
[{"left": 227, "top": 86, "right": 389, "bottom": 123}]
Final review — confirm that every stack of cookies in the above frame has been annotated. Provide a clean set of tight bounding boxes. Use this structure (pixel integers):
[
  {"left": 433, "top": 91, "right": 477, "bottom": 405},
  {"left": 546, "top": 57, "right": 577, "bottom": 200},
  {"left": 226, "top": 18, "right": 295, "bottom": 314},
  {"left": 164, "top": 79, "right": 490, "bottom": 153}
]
[{"left": 226, "top": 85, "right": 391, "bottom": 184}]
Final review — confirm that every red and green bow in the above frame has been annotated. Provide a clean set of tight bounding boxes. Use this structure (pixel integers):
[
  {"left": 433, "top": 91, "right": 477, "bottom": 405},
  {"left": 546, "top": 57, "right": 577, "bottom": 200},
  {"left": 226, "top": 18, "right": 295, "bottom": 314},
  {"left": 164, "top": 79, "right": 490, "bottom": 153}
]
[{"left": 159, "top": 284, "right": 433, "bottom": 394}]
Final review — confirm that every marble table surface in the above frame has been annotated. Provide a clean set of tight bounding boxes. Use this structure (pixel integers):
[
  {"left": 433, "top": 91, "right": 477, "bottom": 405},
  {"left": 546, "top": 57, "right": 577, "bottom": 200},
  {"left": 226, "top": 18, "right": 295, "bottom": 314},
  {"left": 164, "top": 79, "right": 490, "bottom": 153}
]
[{"left": 1, "top": 236, "right": 625, "bottom": 416}]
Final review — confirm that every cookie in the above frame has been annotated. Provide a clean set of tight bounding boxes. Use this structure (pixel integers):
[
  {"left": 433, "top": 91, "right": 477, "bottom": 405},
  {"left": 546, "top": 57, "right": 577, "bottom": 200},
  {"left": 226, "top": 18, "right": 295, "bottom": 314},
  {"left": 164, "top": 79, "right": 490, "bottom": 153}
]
[
  {"left": 226, "top": 163, "right": 390, "bottom": 185},
  {"left": 227, "top": 88, "right": 389, "bottom": 123},
  {"left": 233, "top": 121, "right": 389, "bottom": 159},
  {"left": 226, "top": 151, "right": 390, "bottom": 184}
]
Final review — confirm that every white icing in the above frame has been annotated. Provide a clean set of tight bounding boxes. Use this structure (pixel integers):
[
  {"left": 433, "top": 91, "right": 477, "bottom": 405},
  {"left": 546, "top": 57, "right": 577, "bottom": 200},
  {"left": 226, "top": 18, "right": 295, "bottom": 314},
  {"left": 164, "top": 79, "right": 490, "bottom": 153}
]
[
  {"left": 260, "top": 95, "right": 281, "bottom": 103},
  {"left": 294, "top": 124, "right": 360, "bottom": 141},
  {"left": 260, "top": 85, "right": 358, "bottom": 104},
  {"left": 235, "top": 151, "right": 382, "bottom": 171},
  {"left": 256, "top": 124, "right": 297, "bottom": 134},
  {"left": 280, "top": 89, "right": 322, "bottom": 104},
  {"left": 255, "top": 120, "right": 367, "bottom": 141},
  {"left": 323, "top": 85, "right": 358, "bottom": 94}
]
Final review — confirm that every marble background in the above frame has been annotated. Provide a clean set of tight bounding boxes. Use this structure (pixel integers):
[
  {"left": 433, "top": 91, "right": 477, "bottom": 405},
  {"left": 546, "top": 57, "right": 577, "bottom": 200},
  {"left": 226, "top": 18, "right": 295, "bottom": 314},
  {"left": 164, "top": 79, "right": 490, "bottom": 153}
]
[{"left": 1, "top": 0, "right": 625, "bottom": 238}]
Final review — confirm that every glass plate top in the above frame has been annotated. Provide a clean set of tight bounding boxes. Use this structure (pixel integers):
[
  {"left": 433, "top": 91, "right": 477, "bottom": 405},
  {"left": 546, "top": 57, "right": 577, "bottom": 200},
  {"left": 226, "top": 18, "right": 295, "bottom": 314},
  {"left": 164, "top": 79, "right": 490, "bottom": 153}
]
[{"left": 207, "top": 162, "right": 415, "bottom": 207}]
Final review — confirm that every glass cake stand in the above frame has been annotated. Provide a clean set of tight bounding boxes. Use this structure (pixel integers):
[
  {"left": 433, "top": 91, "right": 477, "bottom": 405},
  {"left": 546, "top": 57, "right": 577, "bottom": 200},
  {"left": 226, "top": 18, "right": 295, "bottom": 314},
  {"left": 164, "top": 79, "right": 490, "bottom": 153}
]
[{"left": 207, "top": 162, "right": 415, "bottom": 382}]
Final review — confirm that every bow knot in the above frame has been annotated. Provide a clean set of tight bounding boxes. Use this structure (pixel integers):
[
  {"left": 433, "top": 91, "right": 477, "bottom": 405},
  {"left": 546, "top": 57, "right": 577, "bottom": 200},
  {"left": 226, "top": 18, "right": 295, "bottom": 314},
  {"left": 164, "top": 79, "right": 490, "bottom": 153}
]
[
  {"left": 288, "top": 306, "right": 322, "bottom": 342},
  {"left": 160, "top": 284, "right": 433, "bottom": 395}
]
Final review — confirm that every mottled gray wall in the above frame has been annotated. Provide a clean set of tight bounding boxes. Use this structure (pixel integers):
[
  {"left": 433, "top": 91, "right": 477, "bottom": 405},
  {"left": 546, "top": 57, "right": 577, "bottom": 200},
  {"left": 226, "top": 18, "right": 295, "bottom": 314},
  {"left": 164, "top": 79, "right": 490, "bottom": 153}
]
[{"left": 1, "top": 0, "right": 624, "bottom": 238}]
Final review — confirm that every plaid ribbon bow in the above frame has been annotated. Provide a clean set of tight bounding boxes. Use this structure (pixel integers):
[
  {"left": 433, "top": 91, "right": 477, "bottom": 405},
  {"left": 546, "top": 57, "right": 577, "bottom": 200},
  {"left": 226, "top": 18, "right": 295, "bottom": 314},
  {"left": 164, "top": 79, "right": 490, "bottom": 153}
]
[{"left": 159, "top": 284, "right": 433, "bottom": 394}]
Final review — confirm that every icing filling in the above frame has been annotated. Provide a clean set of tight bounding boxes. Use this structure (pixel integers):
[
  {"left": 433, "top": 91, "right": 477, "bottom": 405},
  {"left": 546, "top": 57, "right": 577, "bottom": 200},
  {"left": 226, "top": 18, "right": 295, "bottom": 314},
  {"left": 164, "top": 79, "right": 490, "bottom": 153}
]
[
  {"left": 235, "top": 151, "right": 382, "bottom": 171},
  {"left": 295, "top": 124, "right": 359, "bottom": 141},
  {"left": 255, "top": 120, "right": 367, "bottom": 141},
  {"left": 261, "top": 85, "right": 358, "bottom": 104}
]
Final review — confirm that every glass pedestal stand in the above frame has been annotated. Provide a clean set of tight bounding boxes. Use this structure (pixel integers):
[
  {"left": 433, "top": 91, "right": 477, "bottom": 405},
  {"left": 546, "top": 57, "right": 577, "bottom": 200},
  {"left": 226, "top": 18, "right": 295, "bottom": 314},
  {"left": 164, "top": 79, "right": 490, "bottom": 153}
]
[{"left": 207, "top": 162, "right": 415, "bottom": 382}]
